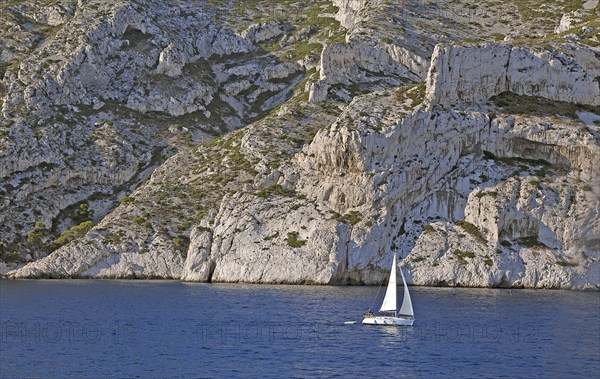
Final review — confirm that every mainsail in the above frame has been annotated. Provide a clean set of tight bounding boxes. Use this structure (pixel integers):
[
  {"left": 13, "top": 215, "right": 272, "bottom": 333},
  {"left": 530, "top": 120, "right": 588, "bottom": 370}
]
[{"left": 379, "top": 254, "right": 397, "bottom": 312}]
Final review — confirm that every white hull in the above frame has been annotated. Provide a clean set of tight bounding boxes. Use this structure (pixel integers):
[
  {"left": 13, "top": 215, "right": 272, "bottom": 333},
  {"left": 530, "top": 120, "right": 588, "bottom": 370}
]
[{"left": 362, "top": 316, "right": 414, "bottom": 326}]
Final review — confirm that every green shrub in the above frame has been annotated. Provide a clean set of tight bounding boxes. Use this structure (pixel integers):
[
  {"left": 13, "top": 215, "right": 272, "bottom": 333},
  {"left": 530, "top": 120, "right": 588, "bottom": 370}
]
[
  {"left": 332, "top": 210, "right": 362, "bottom": 226},
  {"left": 395, "top": 83, "right": 426, "bottom": 106},
  {"left": 1, "top": 252, "right": 24, "bottom": 263},
  {"left": 490, "top": 91, "right": 599, "bottom": 118},
  {"left": 453, "top": 249, "right": 475, "bottom": 262},
  {"left": 456, "top": 221, "right": 485, "bottom": 243},
  {"left": 53, "top": 221, "right": 93, "bottom": 247},
  {"left": 518, "top": 235, "right": 546, "bottom": 249},
  {"left": 475, "top": 191, "right": 498, "bottom": 199},
  {"left": 483, "top": 256, "right": 493, "bottom": 266},
  {"left": 254, "top": 184, "right": 294, "bottom": 198},
  {"left": 119, "top": 196, "right": 135, "bottom": 204},
  {"left": 423, "top": 225, "right": 435, "bottom": 234},
  {"left": 482, "top": 150, "right": 552, "bottom": 168},
  {"left": 27, "top": 230, "right": 43, "bottom": 244},
  {"left": 101, "top": 230, "right": 127, "bottom": 245},
  {"left": 263, "top": 231, "right": 279, "bottom": 241},
  {"left": 74, "top": 202, "right": 94, "bottom": 223},
  {"left": 286, "top": 231, "right": 306, "bottom": 248},
  {"left": 556, "top": 260, "right": 578, "bottom": 267}
]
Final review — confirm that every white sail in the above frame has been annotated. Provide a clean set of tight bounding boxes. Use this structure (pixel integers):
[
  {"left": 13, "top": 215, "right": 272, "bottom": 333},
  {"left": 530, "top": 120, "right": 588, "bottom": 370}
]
[
  {"left": 399, "top": 266, "right": 414, "bottom": 317},
  {"left": 379, "top": 254, "right": 397, "bottom": 312}
]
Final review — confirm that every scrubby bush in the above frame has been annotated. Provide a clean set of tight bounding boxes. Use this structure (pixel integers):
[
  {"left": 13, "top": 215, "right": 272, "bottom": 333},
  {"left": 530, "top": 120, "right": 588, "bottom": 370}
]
[{"left": 286, "top": 231, "right": 306, "bottom": 248}]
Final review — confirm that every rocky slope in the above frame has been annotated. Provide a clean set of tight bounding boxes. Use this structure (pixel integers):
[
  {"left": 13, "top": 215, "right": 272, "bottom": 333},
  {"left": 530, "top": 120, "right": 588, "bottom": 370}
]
[{"left": 2, "top": 0, "right": 600, "bottom": 289}]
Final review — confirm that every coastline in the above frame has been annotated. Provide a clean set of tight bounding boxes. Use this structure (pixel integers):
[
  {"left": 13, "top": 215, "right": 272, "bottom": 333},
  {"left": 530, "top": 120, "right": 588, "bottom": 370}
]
[{"left": 1, "top": 275, "right": 597, "bottom": 291}]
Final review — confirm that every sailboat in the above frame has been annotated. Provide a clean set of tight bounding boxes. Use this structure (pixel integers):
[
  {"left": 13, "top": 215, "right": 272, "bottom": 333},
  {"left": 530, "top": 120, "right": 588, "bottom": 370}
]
[{"left": 362, "top": 253, "right": 414, "bottom": 326}]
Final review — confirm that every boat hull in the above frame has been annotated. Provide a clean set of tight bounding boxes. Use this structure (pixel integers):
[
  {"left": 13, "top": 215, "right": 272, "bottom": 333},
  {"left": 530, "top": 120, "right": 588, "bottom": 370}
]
[{"left": 362, "top": 316, "right": 414, "bottom": 326}]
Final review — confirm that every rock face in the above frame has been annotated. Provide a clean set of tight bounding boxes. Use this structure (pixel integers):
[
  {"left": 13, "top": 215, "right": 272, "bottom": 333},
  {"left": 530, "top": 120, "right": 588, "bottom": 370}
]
[
  {"left": 309, "top": 41, "right": 421, "bottom": 102},
  {"left": 332, "top": 0, "right": 383, "bottom": 29},
  {"left": 426, "top": 44, "right": 600, "bottom": 106},
  {"left": 0, "top": 0, "right": 307, "bottom": 264},
  {"left": 309, "top": 0, "right": 432, "bottom": 102},
  {"left": 3, "top": 1, "right": 600, "bottom": 290},
  {"left": 199, "top": 194, "right": 348, "bottom": 284}
]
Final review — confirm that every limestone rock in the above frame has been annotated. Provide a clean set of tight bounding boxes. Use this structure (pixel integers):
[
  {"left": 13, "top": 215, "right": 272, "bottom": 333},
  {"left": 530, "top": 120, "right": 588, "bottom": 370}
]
[
  {"left": 204, "top": 193, "right": 347, "bottom": 284},
  {"left": 426, "top": 44, "right": 600, "bottom": 106},
  {"left": 241, "top": 21, "right": 290, "bottom": 44},
  {"left": 332, "top": 0, "right": 385, "bottom": 29},
  {"left": 181, "top": 227, "right": 214, "bottom": 282},
  {"left": 310, "top": 42, "right": 415, "bottom": 102},
  {"left": 0, "top": 0, "right": 306, "bottom": 262},
  {"left": 156, "top": 43, "right": 184, "bottom": 77},
  {"left": 3, "top": 1, "right": 599, "bottom": 290}
]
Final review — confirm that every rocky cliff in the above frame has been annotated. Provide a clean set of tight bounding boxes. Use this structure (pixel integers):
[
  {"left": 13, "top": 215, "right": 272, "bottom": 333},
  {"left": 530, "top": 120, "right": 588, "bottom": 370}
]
[{"left": 3, "top": 0, "right": 600, "bottom": 289}]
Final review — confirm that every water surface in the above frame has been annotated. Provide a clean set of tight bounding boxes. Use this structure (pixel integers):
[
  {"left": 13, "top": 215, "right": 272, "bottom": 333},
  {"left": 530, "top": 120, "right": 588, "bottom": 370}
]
[{"left": 1, "top": 280, "right": 598, "bottom": 378}]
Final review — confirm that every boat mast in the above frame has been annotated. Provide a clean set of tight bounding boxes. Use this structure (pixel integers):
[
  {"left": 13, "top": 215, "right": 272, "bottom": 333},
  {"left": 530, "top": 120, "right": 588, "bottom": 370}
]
[{"left": 394, "top": 251, "right": 397, "bottom": 318}]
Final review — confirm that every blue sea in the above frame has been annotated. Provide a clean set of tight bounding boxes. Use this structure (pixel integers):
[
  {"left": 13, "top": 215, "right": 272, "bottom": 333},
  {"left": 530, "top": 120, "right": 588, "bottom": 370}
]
[{"left": 1, "top": 280, "right": 598, "bottom": 378}]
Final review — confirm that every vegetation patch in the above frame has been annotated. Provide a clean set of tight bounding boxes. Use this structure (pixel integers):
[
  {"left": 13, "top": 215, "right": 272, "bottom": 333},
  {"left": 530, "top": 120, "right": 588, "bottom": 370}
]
[
  {"left": 286, "top": 231, "right": 306, "bottom": 248},
  {"left": 53, "top": 221, "right": 94, "bottom": 247},
  {"left": 483, "top": 150, "right": 552, "bottom": 168},
  {"left": 475, "top": 190, "right": 498, "bottom": 199},
  {"left": 395, "top": 83, "right": 426, "bottom": 107},
  {"left": 491, "top": 91, "right": 600, "bottom": 118},
  {"left": 511, "top": 0, "right": 585, "bottom": 22},
  {"left": 453, "top": 249, "right": 476, "bottom": 262},
  {"left": 455, "top": 221, "right": 486, "bottom": 243},
  {"left": 331, "top": 210, "right": 362, "bottom": 226},
  {"left": 254, "top": 184, "right": 295, "bottom": 198},
  {"left": 423, "top": 224, "right": 435, "bottom": 234},
  {"left": 263, "top": 231, "right": 279, "bottom": 241},
  {"left": 556, "top": 260, "right": 578, "bottom": 267},
  {"left": 0, "top": 251, "right": 25, "bottom": 263},
  {"left": 119, "top": 196, "right": 136, "bottom": 204},
  {"left": 102, "top": 230, "right": 127, "bottom": 245},
  {"left": 517, "top": 235, "right": 547, "bottom": 249}
]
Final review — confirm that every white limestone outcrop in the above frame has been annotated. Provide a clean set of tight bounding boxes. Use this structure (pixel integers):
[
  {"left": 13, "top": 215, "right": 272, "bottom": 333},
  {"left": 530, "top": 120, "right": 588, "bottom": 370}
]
[
  {"left": 241, "top": 21, "right": 290, "bottom": 44},
  {"left": 181, "top": 227, "right": 214, "bottom": 282},
  {"left": 310, "top": 41, "right": 421, "bottom": 102},
  {"left": 425, "top": 44, "right": 600, "bottom": 106},
  {"left": 332, "top": 0, "right": 384, "bottom": 29},
  {"left": 201, "top": 193, "right": 348, "bottom": 284}
]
